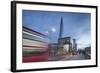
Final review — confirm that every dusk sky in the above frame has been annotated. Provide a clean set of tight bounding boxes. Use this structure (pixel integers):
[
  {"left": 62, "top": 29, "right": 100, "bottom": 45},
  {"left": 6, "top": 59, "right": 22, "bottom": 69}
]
[{"left": 22, "top": 10, "right": 91, "bottom": 49}]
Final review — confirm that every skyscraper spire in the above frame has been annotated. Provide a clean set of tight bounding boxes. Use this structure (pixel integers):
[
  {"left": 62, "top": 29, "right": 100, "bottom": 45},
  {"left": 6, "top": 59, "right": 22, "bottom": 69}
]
[{"left": 59, "top": 17, "right": 63, "bottom": 39}]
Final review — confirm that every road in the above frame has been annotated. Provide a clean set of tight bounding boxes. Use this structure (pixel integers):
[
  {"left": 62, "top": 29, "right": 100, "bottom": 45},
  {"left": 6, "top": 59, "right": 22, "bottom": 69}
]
[
  {"left": 48, "top": 53, "right": 90, "bottom": 61},
  {"left": 61, "top": 53, "right": 86, "bottom": 61}
]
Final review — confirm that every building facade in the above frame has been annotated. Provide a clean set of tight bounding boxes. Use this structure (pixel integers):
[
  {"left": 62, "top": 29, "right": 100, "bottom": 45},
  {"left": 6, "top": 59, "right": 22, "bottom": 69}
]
[
  {"left": 58, "top": 37, "right": 77, "bottom": 55},
  {"left": 58, "top": 37, "right": 72, "bottom": 55}
]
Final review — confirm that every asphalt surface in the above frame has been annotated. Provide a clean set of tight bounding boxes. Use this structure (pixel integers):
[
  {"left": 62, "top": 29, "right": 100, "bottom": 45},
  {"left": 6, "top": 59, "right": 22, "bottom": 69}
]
[
  {"left": 48, "top": 53, "right": 90, "bottom": 61},
  {"left": 61, "top": 53, "right": 86, "bottom": 61}
]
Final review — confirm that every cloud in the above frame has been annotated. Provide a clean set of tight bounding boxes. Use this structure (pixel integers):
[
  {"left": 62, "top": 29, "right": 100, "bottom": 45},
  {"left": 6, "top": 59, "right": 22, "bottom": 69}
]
[
  {"left": 76, "top": 27, "right": 91, "bottom": 49},
  {"left": 77, "top": 34, "right": 91, "bottom": 49}
]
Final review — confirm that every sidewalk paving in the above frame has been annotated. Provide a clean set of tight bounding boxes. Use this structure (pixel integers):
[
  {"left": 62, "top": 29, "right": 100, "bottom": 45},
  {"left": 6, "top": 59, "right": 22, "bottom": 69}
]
[{"left": 48, "top": 55, "right": 65, "bottom": 61}]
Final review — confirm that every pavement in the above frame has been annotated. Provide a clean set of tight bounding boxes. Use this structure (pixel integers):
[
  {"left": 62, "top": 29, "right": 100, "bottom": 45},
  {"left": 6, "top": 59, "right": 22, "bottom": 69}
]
[{"left": 48, "top": 55, "right": 65, "bottom": 61}]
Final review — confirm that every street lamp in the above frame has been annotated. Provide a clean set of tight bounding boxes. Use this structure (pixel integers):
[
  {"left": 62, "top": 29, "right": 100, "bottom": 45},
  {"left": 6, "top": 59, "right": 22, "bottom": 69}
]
[
  {"left": 45, "top": 27, "right": 56, "bottom": 42},
  {"left": 45, "top": 27, "right": 56, "bottom": 57}
]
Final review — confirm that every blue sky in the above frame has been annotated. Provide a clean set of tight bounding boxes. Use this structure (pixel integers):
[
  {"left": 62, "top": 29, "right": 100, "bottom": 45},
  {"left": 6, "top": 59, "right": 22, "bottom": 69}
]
[{"left": 22, "top": 10, "right": 91, "bottom": 49}]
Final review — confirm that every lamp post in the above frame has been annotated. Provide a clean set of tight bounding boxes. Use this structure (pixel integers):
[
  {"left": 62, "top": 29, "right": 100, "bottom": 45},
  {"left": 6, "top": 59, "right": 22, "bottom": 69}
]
[
  {"left": 45, "top": 27, "right": 56, "bottom": 58},
  {"left": 45, "top": 27, "right": 56, "bottom": 43}
]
